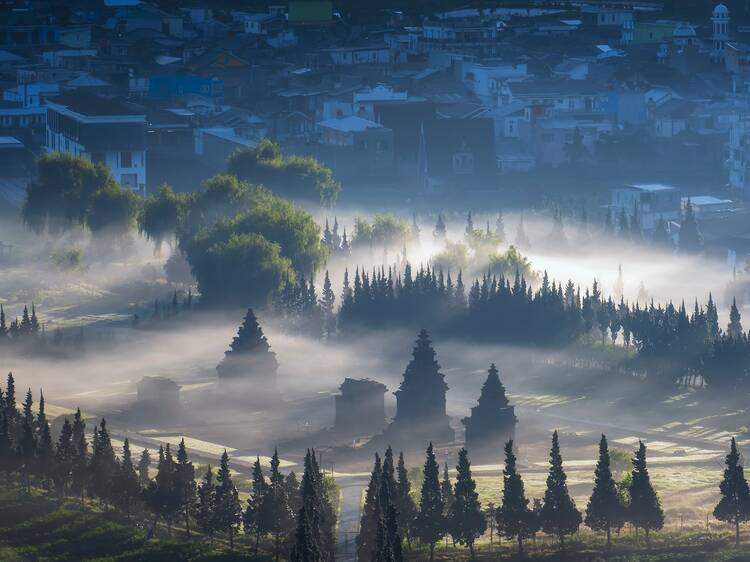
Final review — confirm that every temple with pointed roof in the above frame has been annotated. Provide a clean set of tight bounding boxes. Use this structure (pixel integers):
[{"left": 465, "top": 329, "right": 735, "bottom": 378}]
[
  {"left": 462, "top": 363, "right": 516, "bottom": 457},
  {"left": 384, "top": 329, "right": 455, "bottom": 446}
]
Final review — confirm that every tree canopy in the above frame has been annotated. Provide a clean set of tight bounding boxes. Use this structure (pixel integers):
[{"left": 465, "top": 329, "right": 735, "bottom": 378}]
[{"left": 227, "top": 139, "right": 340, "bottom": 206}]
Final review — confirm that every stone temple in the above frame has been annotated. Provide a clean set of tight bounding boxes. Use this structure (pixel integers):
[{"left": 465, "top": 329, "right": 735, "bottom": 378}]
[
  {"left": 462, "top": 363, "right": 516, "bottom": 458},
  {"left": 382, "top": 329, "right": 455, "bottom": 446},
  {"left": 334, "top": 378, "right": 387, "bottom": 437}
]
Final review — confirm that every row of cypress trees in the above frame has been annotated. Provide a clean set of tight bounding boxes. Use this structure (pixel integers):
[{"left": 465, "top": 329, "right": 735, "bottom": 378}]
[{"left": 361, "top": 433, "right": 750, "bottom": 560}]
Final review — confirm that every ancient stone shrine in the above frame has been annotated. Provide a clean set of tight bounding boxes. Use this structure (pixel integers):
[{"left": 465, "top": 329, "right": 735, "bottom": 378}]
[
  {"left": 333, "top": 378, "right": 387, "bottom": 436},
  {"left": 216, "top": 308, "right": 279, "bottom": 399},
  {"left": 383, "top": 329, "right": 455, "bottom": 445},
  {"left": 135, "top": 376, "right": 181, "bottom": 418},
  {"left": 462, "top": 363, "right": 516, "bottom": 458}
]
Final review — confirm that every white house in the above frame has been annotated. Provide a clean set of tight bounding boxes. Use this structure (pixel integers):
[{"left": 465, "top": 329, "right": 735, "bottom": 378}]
[
  {"left": 45, "top": 91, "right": 147, "bottom": 194},
  {"left": 609, "top": 184, "right": 682, "bottom": 230}
]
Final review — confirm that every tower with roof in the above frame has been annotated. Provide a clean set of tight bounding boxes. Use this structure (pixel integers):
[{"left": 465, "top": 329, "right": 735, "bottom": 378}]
[{"left": 712, "top": 3, "right": 730, "bottom": 62}]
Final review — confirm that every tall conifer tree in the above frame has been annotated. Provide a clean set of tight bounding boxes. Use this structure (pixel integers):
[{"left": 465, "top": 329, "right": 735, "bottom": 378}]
[
  {"left": 496, "top": 440, "right": 535, "bottom": 555},
  {"left": 449, "top": 448, "right": 485, "bottom": 559},
  {"left": 539, "top": 431, "right": 581, "bottom": 547},
  {"left": 714, "top": 437, "right": 750, "bottom": 547},
  {"left": 585, "top": 435, "right": 623, "bottom": 548},
  {"left": 414, "top": 443, "right": 444, "bottom": 561},
  {"left": 628, "top": 441, "right": 664, "bottom": 546}
]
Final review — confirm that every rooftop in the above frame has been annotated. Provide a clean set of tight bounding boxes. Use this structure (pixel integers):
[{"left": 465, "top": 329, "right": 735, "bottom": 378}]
[
  {"left": 48, "top": 91, "right": 144, "bottom": 117},
  {"left": 622, "top": 183, "right": 678, "bottom": 192},
  {"left": 318, "top": 115, "right": 384, "bottom": 133}
]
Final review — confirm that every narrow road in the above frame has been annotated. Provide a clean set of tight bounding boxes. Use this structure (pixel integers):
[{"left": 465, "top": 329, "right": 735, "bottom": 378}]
[{"left": 335, "top": 479, "right": 364, "bottom": 561}]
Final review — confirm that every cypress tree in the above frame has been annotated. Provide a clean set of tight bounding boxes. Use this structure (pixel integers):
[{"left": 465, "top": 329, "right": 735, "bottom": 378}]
[
  {"left": 628, "top": 441, "right": 664, "bottom": 546},
  {"left": 449, "top": 448, "right": 486, "bottom": 559},
  {"left": 728, "top": 298, "right": 743, "bottom": 340},
  {"left": 112, "top": 438, "right": 140, "bottom": 517},
  {"left": 0, "top": 305, "right": 6, "bottom": 340},
  {"left": 53, "top": 418, "right": 73, "bottom": 496},
  {"left": 137, "top": 449, "right": 151, "bottom": 488},
  {"left": 433, "top": 214, "right": 447, "bottom": 241},
  {"left": 196, "top": 464, "right": 216, "bottom": 545},
  {"left": 36, "top": 417, "right": 54, "bottom": 489},
  {"left": 679, "top": 198, "right": 703, "bottom": 253},
  {"left": 713, "top": 437, "right": 750, "bottom": 547},
  {"left": 214, "top": 450, "right": 242, "bottom": 549},
  {"left": 310, "top": 450, "right": 336, "bottom": 560},
  {"left": 414, "top": 443, "right": 444, "bottom": 562},
  {"left": 88, "top": 419, "right": 117, "bottom": 508},
  {"left": 321, "top": 270, "right": 336, "bottom": 339},
  {"left": 359, "top": 453, "right": 382, "bottom": 562},
  {"left": 17, "top": 413, "right": 35, "bottom": 492},
  {"left": 539, "top": 431, "right": 581, "bottom": 548},
  {"left": 70, "top": 409, "right": 88, "bottom": 504},
  {"left": 4, "top": 373, "right": 16, "bottom": 428},
  {"left": 144, "top": 445, "right": 180, "bottom": 536},
  {"left": 265, "top": 448, "right": 294, "bottom": 562},
  {"left": 441, "top": 462, "right": 454, "bottom": 520},
  {"left": 496, "top": 440, "right": 535, "bottom": 556},
  {"left": 175, "top": 439, "right": 196, "bottom": 536},
  {"left": 585, "top": 435, "right": 623, "bottom": 548},
  {"left": 394, "top": 451, "right": 416, "bottom": 549},
  {"left": 291, "top": 450, "right": 323, "bottom": 562},
  {"left": 244, "top": 457, "right": 268, "bottom": 556}
]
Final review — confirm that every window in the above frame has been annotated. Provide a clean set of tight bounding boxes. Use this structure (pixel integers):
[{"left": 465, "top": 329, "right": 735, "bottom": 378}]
[
  {"left": 120, "top": 151, "right": 132, "bottom": 168},
  {"left": 121, "top": 173, "right": 138, "bottom": 187}
]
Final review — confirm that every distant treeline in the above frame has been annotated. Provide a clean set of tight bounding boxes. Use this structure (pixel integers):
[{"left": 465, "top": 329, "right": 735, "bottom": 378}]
[{"left": 274, "top": 265, "right": 750, "bottom": 393}]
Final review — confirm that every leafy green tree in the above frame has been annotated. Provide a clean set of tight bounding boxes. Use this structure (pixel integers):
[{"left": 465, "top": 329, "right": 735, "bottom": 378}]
[
  {"left": 86, "top": 184, "right": 139, "bottom": 238},
  {"left": 449, "top": 448, "right": 486, "bottom": 559},
  {"left": 714, "top": 437, "right": 750, "bottom": 547},
  {"left": 22, "top": 152, "right": 114, "bottom": 233},
  {"left": 227, "top": 138, "right": 341, "bottom": 205},
  {"left": 539, "top": 431, "right": 581, "bottom": 548},
  {"left": 628, "top": 441, "right": 664, "bottom": 546},
  {"left": 496, "top": 440, "right": 536, "bottom": 556},
  {"left": 112, "top": 439, "right": 141, "bottom": 517},
  {"left": 190, "top": 233, "right": 294, "bottom": 308},
  {"left": 585, "top": 435, "right": 624, "bottom": 548},
  {"left": 414, "top": 443, "right": 445, "bottom": 561},
  {"left": 214, "top": 450, "right": 242, "bottom": 549},
  {"left": 139, "top": 184, "right": 188, "bottom": 252}
]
